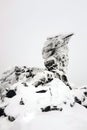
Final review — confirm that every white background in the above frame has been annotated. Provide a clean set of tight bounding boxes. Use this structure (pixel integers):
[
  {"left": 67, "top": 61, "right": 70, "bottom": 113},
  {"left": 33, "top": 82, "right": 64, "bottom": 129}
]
[{"left": 0, "top": 0, "right": 87, "bottom": 86}]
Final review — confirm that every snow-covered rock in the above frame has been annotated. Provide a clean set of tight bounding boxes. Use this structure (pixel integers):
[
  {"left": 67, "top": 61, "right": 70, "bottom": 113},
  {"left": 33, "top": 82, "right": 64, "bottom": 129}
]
[
  {"left": 42, "top": 33, "right": 74, "bottom": 73},
  {"left": 0, "top": 66, "right": 87, "bottom": 127},
  {"left": 0, "top": 34, "right": 87, "bottom": 130}
]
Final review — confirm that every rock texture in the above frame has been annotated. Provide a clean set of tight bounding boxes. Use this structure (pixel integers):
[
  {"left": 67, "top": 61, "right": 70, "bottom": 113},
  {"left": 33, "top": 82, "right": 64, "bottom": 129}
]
[
  {"left": 0, "top": 34, "right": 87, "bottom": 129},
  {"left": 42, "top": 33, "right": 73, "bottom": 73}
]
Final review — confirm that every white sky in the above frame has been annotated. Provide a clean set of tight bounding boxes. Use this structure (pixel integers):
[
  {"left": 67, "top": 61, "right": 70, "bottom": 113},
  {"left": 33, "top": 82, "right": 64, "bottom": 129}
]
[{"left": 0, "top": 0, "right": 87, "bottom": 86}]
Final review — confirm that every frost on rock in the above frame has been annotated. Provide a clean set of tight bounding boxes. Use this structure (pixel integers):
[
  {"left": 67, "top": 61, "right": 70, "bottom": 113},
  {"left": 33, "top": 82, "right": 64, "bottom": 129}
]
[
  {"left": 0, "top": 34, "right": 87, "bottom": 130},
  {"left": 42, "top": 33, "right": 74, "bottom": 73}
]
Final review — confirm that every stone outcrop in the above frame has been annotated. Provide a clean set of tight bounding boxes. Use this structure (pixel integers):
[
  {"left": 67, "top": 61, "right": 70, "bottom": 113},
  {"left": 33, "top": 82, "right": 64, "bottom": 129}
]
[
  {"left": 42, "top": 33, "right": 74, "bottom": 73},
  {"left": 0, "top": 33, "right": 87, "bottom": 127}
]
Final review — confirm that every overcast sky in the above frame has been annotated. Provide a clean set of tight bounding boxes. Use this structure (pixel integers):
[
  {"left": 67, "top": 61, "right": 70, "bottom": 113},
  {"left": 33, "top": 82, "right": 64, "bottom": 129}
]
[{"left": 0, "top": 0, "right": 87, "bottom": 86}]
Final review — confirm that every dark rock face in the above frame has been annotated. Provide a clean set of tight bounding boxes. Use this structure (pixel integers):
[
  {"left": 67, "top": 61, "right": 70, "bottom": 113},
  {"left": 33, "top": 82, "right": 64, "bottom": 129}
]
[
  {"left": 74, "top": 96, "right": 81, "bottom": 105},
  {"left": 0, "top": 108, "right": 4, "bottom": 117},
  {"left": 6, "top": 90, "right": 16, "bottom": 98},
  {"left": 61, "top": 74, "right": 72, "bottom": 90},
  {"left": 36, "top": 90, "right": 47, "bottom": 93},
  {"left": 84, "top": 92, "right": 87, "bottom": 96},
  {"left": 44, "top": 58, "right": 57, "bottom": 71},
  {"left": 51, "top": 106, "right": 63, "bottom": 111},
  {"left": 8, "top": 116, "right": 15, "bottom": 122},
  {"left": 22, "top": 82, "right": 28, "bottom": 87},
  {"left": 41, "top": 106, "right": 63, "bottom": 112},
  {"left": 62, "top": 75, "right": 68, "bottom": 82},
  {"left": 19, "top": 98, "right": 25, "bottom": 105},
  {"left": 41, "top": 106, "right": 51, "bottom": 112},
  {"left": 0, "top": 107, "right": 7, "bottom": 117},
  {"left": 83, "top": 105, "right": 87, "bottom": 108}
]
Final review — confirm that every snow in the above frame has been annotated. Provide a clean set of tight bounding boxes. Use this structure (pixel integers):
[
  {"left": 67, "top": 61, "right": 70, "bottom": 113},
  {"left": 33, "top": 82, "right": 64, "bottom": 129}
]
[
  {"left": 1, "top": 104, "right": 86, "bottom": 130},
  {"left": 28, "top": 104, "right": 87, "bottom": 130},
  {"left": 0, "top": 66, "right": 87, "bottom": 130},
  {"left": 0, "top": 33, "right": 87, "bottom": 130},
  {"left": 0, "top": 76, "right": 87, "bottom": 130}
]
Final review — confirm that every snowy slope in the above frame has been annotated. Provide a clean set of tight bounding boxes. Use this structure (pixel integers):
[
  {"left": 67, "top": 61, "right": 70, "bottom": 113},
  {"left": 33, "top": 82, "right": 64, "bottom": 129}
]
[
  {"left": 1, "top": 104, "right": 87, "bottom": 130},
  {"left": 0, "top": 34, "right": 87, "bottom": 130},
  {"left": 22, "top": 104, "right": 87, "bottom": 130},
  {"left": 0, "top": 66, "right": 87, "bottom": 130}
]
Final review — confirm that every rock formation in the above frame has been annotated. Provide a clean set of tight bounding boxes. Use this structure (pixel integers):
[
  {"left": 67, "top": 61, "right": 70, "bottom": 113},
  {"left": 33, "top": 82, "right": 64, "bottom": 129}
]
[
  {"left": 0, "top": 34, "right": 87, "bottom": 129},
  {"left": 42, "top": 33, "right": 74, "bottom": 73}
]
